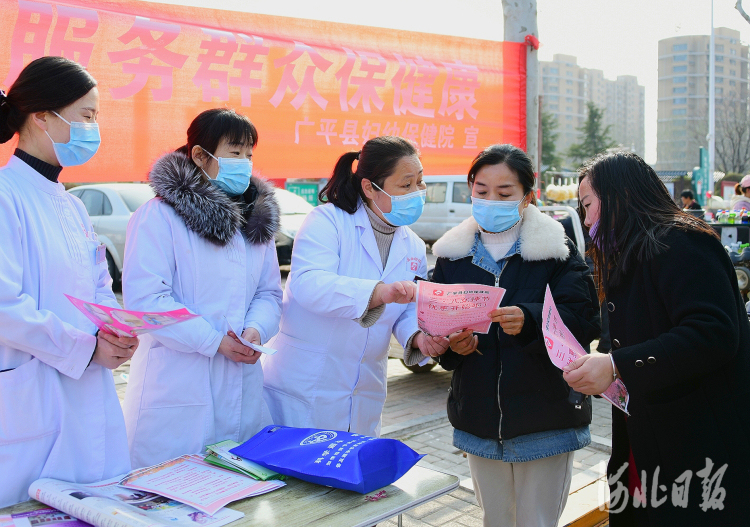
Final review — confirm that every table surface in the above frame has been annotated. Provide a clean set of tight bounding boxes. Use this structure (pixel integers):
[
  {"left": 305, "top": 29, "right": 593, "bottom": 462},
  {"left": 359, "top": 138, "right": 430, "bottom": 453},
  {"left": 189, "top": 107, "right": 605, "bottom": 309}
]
[{"left": 0, "top": 466, "right": 459, "bottom": 527}]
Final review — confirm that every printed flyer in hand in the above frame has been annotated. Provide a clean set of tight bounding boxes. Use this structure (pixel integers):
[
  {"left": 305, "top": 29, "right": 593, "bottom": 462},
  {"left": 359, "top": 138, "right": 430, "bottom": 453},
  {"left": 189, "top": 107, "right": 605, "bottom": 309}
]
[
  {"left": 541, "top": 285, "right": 630, "bottom": 414},
  {"left": 66, "top": 295, "right": 199, "bottom": 338},
  {"left": 416, "top": 282, "right": 506, "bottom": 337}
]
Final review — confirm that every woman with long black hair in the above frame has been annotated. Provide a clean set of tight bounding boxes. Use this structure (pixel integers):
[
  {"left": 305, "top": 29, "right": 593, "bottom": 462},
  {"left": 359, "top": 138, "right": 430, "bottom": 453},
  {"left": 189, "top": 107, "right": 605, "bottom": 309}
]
[
  {"left": 0, "top": 57, "right": 137, "bottom": 506},
  {"left": 565, "top": 151, "right": 750, "bottom": 526}
]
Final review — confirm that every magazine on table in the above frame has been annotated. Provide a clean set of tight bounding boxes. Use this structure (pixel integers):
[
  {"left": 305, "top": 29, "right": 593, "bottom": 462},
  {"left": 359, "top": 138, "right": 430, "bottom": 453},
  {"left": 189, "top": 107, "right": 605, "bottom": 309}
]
[
  {"left": 26, "top": 453, "right": 286, "bottom": 527},
  {"left": 1, "top": 507, "right": 91, "bottom": 527},
  {"left": 27, "top": 477, "right": 243, "bottom": 527}
]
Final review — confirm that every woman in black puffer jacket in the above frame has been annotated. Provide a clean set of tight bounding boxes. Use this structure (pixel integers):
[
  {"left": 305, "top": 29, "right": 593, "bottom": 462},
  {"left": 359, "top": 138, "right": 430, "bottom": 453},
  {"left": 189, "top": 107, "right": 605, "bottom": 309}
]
[{"left": 429, "top": 144, "right": 600, "bottom": 527}]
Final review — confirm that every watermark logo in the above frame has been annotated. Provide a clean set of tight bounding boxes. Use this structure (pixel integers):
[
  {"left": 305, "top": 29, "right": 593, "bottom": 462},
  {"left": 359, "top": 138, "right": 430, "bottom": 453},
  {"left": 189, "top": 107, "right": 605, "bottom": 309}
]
[{"left": 598, "top": 457, "right": 728, "bottom": 513}]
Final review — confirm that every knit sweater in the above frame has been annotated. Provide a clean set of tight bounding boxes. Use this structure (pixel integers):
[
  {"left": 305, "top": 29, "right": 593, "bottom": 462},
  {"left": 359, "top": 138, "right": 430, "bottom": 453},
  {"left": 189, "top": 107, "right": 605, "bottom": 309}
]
[
  {"left": 354, "top": 205, "right": 421, "bottom": 358},
  {"left": 354, "top": 205, "right": 397, "bottom": 327},
  {"left": 479, "top": 222, "right": 522, "bottom": 261}
]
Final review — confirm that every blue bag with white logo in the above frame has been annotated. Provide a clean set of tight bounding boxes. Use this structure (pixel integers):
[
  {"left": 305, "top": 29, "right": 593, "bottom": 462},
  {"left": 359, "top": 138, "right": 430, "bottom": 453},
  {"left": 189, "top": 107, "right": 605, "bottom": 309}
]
[{"left": 229, "top": 425, "right": 424, "bottom": 494}]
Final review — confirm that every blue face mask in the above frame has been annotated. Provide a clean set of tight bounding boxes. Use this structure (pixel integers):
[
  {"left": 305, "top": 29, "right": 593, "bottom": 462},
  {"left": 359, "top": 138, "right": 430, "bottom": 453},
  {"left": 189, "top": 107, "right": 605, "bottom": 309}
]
[
  {"left": 201, "top": 148, "right": 252, "bottom": 196},
  {"left": 46, "top": 111, "right": 101, "bottom": 167},
  {"left": 471, "top": 195, "right": 526, "bottom": 233},
  {"left": 372, "top": 182, "right": 426, "bottom": 227}
]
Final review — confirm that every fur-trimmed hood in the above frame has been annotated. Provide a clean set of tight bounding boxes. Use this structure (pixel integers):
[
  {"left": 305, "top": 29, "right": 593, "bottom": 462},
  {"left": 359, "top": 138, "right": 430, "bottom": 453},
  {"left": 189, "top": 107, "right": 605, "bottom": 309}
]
[
  {"left": 431, "top": 205, "right": 570, "bottom": 262},
  {"left": 148, "top": 151, "right": 280, "bottom": 246}
]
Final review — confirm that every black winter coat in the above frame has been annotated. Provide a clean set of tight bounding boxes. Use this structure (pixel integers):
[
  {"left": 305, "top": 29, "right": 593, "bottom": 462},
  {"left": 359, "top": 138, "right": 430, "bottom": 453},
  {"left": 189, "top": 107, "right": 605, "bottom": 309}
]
[
  {"left": 431, "top": 206, "right": 601, "bottom": 441},
  {"left": 606, "top": 227, "right": 750, "bottom": 526}
]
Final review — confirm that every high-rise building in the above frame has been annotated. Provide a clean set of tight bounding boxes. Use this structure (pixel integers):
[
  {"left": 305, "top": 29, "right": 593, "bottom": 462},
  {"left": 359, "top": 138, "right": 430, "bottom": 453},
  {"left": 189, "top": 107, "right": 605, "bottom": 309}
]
[
  {"left": 656, "top": 28, "right": 749, "bottom": 172},
  {"left": 540, "top": 54, "right": 645, "bottom": 168}
]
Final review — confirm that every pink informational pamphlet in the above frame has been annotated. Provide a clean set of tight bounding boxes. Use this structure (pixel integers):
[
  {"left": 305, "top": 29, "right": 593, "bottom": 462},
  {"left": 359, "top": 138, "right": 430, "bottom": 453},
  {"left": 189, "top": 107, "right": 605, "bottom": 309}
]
[
  {"left": 417, "top": 281, "right": 506, "bottom": 337},
  {"left": 65, "top": 295, "right": 199, "bottom": 338},
  {"left": 118, "top": 455, "right": 284, "bottom": 516},
  {"left": 542, "top": 285, "right": 630, "bottom": 414}
]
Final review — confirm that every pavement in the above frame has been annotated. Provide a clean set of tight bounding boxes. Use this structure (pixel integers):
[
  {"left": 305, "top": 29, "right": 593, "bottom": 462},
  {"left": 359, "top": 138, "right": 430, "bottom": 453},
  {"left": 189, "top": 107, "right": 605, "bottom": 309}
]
[{"left": 112, "top": 269, "right": 612, "bottom": 526}]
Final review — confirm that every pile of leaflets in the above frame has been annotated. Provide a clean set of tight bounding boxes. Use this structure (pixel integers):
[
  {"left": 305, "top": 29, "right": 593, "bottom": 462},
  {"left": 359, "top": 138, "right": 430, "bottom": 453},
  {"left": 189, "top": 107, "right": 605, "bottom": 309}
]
[{"left": 205, "top": 440, "right": 285, "bottom": 481}]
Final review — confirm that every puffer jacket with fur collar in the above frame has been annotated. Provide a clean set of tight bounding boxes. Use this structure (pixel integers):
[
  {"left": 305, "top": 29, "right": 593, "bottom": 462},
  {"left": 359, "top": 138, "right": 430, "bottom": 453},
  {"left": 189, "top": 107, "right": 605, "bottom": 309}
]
[
  {"left": 148, "top": 151, "right": 280, "bottom": 247},
  {"left": 432, "top": 205, "right": 570, "bottom": 261},
  {"left": 430, "top": 205, "right": 601, "bottom": 445}
]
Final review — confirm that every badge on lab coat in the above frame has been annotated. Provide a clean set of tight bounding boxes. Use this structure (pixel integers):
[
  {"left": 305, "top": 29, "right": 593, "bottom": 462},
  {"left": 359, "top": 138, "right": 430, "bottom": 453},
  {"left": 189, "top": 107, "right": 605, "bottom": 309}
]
[
  {"left": 96, "top": 244, "right": 106, "bottom": 265},
  {"left": 406, "top": 256, "right": 422, "bottom": 273}
]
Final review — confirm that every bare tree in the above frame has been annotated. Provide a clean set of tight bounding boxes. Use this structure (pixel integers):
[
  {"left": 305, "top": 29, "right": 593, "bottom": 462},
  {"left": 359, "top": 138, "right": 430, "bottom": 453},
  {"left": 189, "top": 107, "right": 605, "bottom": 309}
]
[
  {"left": 691, "top": 96, "right": 750, "bottom": 174},
  {"left": 688, "top": 95, "right": 750, "bottom": 174},
  {"left": 716, "top": 98, "right": 750, "bottom": 174}
]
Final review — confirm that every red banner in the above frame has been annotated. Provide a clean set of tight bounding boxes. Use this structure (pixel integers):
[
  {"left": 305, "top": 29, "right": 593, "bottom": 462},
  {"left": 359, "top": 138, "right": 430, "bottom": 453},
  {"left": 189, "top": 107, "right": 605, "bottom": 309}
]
[{"left": 0, "top": 0, "right": 526, "bottom": 182}]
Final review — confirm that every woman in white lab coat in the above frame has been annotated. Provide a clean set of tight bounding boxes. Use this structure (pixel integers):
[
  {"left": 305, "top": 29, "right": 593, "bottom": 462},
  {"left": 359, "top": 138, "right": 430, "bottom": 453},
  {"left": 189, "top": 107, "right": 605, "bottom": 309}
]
[
  {"left": 123, "top": 109, "right": 282, "bottom": 469},
  {"left": 263, "top": 136, "right": 450, "bottom": 437},
  {"left": 0, "top": 57, "right": 137, "bottom": 507}
]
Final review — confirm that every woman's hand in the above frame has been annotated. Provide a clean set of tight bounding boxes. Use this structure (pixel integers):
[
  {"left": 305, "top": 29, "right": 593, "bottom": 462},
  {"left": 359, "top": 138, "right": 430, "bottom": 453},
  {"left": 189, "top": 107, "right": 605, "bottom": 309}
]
[
  {"left": 219, "top": 334, "right": 260, "bottom": 364},
  {"left": 414, "top": 331, "right": 450, "bottom": 358},
  {"left": 93, "top": 332, "right": 139, "bottom": 369},
  {"left": 241, "top": 327, "right": 261, "bottom": 346},
  {"left": 489, "top": 306, "right": 525, "bottom": 336},
  {"left": 371, "top": 281, "right": 417, "bottom": 308},
  {"left": 449, "top": 328, "right": 478, "bottom": 356},
  {"left": 562, "top": 354, "right": 618, "bottom": 395}
]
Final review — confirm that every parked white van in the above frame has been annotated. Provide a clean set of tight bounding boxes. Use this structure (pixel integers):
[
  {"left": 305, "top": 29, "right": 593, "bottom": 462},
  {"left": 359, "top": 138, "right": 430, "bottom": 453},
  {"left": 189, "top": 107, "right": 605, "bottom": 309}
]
[{"left": 411, "top": 175, "right": 473, "bottom": 244}]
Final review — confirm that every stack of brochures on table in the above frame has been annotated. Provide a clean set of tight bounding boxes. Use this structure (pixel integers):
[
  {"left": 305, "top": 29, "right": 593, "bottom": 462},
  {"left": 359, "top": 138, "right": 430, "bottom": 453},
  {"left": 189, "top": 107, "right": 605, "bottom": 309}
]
[
  {"left": 25, "top": 453, "right": 286, "bottom": 527},
  {"left": 205, "top": 440, "right": 285, "bottom": 481}
]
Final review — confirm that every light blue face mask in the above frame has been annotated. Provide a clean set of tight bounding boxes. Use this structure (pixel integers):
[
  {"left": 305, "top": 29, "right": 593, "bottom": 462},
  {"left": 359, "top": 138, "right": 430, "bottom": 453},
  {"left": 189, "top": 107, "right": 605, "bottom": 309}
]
[
  {"left": 46, "top": 111, "right": 101, "bottom": 167},
  {"left": 372, "top": 182, "right": 426, "bottom": 227},
  {"left": 201, "top": 148, "right": 252, "bottom": 196},
  {"left": 471, "top": 195, "right": 527, "bottom": 233}
]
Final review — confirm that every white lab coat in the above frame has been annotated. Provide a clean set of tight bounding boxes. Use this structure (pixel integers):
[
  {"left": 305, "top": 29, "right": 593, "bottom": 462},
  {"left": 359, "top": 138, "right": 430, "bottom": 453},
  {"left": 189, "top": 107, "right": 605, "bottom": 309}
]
[
  {"left": 262, "top": 202, "right": 426, "bottom": 437},
  {"left": 123, "top": 198, "right": 282, "bottom": 469},
  {"left": 0, "top": 156, "right": 129, "bottom": 507}
]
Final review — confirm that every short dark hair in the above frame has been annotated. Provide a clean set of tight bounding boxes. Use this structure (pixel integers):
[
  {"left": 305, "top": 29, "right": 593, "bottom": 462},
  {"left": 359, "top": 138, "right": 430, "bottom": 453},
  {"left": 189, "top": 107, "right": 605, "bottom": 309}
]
[
  {"left": 680, "top": 189, "right": 694, "bottom": 200},
  {"left": 176, "top": 108, "right": 258, "bottom": 162},
  {"left": 467, "top": 144, "right": 535, "bottom": 195},
  {"left": 319, "top": 136, "right": 419, "bottom": 214},
  {"left": 0, "top": 56, "right": 97, "bottom": 144}
]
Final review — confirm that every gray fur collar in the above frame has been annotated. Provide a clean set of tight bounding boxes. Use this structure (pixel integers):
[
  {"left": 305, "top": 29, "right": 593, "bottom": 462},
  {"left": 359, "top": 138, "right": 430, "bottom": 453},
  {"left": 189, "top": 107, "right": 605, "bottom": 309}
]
[
  {"left": 148, "top": 151, "right": 279, "bottom": 246},
  {"left": 432, "top": 205, "right": 570, "bottom": 261}
]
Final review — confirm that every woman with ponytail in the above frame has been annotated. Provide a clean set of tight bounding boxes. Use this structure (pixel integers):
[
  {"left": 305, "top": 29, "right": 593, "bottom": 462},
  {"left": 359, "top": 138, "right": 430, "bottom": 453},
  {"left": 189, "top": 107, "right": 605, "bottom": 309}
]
[
  {"left": 730, "top": 175, "right": 750, "bottom": 210},
  {"left": 0, "top": 57, "right": 136, "bottom": 506},
  {"left": 263, "top": 136, "right": 449, "bottom": 436}
]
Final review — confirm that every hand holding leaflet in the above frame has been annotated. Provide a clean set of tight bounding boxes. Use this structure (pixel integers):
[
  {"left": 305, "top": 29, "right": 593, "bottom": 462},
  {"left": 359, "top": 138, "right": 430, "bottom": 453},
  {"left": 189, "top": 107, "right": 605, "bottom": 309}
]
[
  {"left": 223, "top": 317, "right": 277, "bottom": 355},
  {"left": 416, "top": 282, "right": 505, "bottom": 337},
  {"left": 66, "top": 295, "right": 199, "bottom": 338},
  {"left": 541, "top": 285, "right": 630, "bottom": 414}
]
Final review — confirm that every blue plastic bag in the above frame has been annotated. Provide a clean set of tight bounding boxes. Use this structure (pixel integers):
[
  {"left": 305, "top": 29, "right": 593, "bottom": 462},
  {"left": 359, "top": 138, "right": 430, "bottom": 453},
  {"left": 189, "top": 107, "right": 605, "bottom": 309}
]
[{"left": 229, "top": 425, "right": 424, "bottom": 494}]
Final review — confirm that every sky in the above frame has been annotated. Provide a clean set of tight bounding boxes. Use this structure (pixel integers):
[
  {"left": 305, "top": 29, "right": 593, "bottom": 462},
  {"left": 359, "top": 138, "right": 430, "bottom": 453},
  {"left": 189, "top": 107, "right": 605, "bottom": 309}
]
[{"left": 157, "top": 0, "right": 750, "bottom": 165}]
